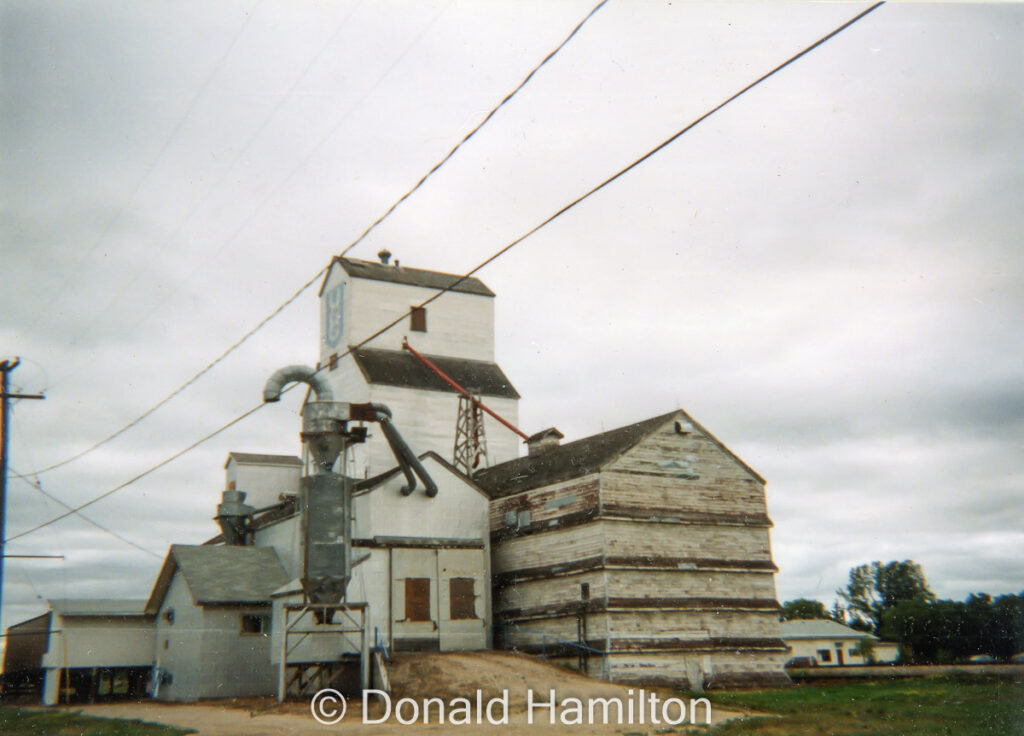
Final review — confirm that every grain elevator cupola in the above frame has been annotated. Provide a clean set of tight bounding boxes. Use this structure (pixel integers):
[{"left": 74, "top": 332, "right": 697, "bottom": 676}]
[{"left": 317, "top": 255, "right": 521, "bottom": 478}]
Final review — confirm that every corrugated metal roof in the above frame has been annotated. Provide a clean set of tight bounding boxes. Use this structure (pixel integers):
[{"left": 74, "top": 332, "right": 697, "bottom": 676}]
[
  {"left": 780, "top": 619, "right": 879, "bottom": 640},
  {"left": 320, "top": 257, "right": 494, "bottom": 297},
  {"left": 225, "top": 452, "right": 302, "bottom": 468},
  {"left": 351, "top": 347, "right": 520, "bottom": 399},
  {"left": 475, "top": 412, "right": 679, "bottom": 498},
  {"left": 49, "top": 599, "right": 149, "bottom": 617}
]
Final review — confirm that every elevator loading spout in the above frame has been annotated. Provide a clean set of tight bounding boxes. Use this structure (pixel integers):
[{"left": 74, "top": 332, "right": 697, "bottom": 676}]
[{"left": 262, "top": 365, "right": 436, "bottom": 617}]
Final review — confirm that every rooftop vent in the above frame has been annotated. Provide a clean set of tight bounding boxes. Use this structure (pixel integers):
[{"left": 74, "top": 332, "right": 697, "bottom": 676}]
[
  {"left": 377, "top": 249, "right": 392, "bottom": 265},
  {"left": 526, "top": 427, "right": 564, "bottom": 456}
]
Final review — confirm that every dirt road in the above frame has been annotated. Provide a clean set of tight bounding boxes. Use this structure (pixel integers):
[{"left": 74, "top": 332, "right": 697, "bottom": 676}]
[
  {"left": 68, "top": 699, "right": 745, "bottom": 735},
  {"left": 62, "top": 653, "right": 748, "bottom": 734}
]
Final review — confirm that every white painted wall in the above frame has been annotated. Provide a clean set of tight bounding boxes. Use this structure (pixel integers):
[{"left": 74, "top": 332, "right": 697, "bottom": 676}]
[
  {"left": 319, "top": 263, "right": 496, "bottom": 364},
  {"left": 318, "top": 261, "right": 521, "bottom": 479},
  {"left": 356, "top": 385, "right": 520, "bottom": 479},
  {"left": 266, "top": 456, "right": 492, "bottom": 660},
  {"left": 225, "top": 458, "right": 301, "bottom": 510},
  {"left": 153, "top": 572, "right": 205, "bottom": 700},
  {"left": 786, "top": 636, "right": 882, "bottom": 666},
  {"left": 41, "top": 615, "right": 155, "bottom": 671},
  {"left": 198, "top": 606, "right": 276, "bottom": 697},
  {"left": 253, "top": 510, "right": 303, "bottom": 581},
  {"left": 153, "top": 571, "right": 276, "bottom": 700},
  {"left": 353, "top": 455, "right": 491, "bottom": 541}
]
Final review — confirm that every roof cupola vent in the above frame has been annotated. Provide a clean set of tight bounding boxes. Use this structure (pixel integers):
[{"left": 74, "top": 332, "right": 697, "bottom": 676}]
[{"left": 526, "top": 427, "right": 564, "bottom": 456}]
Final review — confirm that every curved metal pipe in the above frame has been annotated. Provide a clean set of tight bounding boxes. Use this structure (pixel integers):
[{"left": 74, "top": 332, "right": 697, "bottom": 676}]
[
  {"left": 263, "top": 364, "right": 334, "bottom": 403},
  {"left": 371, "top": 404, "right": 438, "bottom": 498}
]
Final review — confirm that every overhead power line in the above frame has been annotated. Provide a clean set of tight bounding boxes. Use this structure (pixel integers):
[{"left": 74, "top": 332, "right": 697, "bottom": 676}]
[
  {"left": 51, "top": 1, "right": 367, "bottom": 378},
  {"left": 29, "top": 0, "right": 265, "bottom": 336},
  {"left": 9, "top": 468, "right": 162, "bottom": 559},
  {"left": 29, "top": 0, "right": 608, "bottom": 477},
  {"left": 338, "top": 0, "right": 609, "bottom": 258},
  {"left": 7, "top": 1, "right": 884, "bottom": 545}
]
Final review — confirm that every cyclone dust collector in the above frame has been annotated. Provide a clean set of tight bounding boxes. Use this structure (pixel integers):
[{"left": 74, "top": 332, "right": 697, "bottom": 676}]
[{"left": 263, "top": 365, "right": 435, "bottom": 621}]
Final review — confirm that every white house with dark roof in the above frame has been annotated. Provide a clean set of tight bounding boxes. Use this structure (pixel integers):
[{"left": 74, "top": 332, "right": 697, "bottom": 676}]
[
  {"left": 317, "top": 255, "right": 521, "bottom": 478},
  {"left": 144, "top": 545, "right": 290, "bottom": 700}
]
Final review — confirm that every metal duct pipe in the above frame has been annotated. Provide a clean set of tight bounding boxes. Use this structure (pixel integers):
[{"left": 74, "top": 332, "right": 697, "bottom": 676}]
[
  {"left": 370, "top": 403, "right": 438, "bottom": 497},
  {"left": 262, "top": 364, "right": 334, "bottom": 403}
]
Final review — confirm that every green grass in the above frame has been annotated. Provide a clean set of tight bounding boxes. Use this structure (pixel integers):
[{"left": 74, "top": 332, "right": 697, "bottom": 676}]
[
  {"left": 0, "top": 707, "right": 194, "bottom": 736},
  {"left": 703, "top": 675, "right": 1023, "bottom": 735}
]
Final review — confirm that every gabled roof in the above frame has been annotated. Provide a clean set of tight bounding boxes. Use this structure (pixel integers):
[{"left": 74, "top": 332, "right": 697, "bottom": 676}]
[
  {"left": 780, "top": 619, "right": 880, "bottom": 641},
  {"left": 225, "top": 452, "right": 302, "bottom": 469},
  {"left": 351, "top": 347, "right": 519, "bottom": 399},
  {"left": 146, "top": 545, "right": 289, "bottom": 613},
  {"left": 354, "top": 450, "right": 490, "bottom": 500},
  {"left": 474, "top": 411, "right": 679, "bottom": 498},
  {"left": 319, "top": 257, "right": 494, "bottom": 297},
  {"left": 474, "top": 408, "right": 764, "bottom": 499},
  {"left": 49, "top": 599, "right": 149, "bottom": 617}
]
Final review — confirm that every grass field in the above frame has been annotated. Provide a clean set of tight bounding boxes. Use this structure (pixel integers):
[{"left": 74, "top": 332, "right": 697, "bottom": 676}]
[
  {"left": 705, "top": 675, "right": 1023, "bottom": 735},
  {"left": 0, "top": 707, "right": 194, "bottom": 736}
]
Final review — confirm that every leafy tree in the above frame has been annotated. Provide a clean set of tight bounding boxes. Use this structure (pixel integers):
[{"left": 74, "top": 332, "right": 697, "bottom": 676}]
[
  {"left": 780, "top": 598, "right": 831, "bottom": 621},
  {"left": 880, "top": 591, "right": 1024, "bottom": 664},
  {"left": 837, "top": 560, "right": 935, "bottom": 634},
  {"left": 853, "top": 637, "right": 877, "bottom": 664}
]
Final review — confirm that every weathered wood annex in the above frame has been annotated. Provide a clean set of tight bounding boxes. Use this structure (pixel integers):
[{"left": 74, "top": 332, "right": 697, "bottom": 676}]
[{"left": 475, "top": 412, "right": 789, "bottom": 688}]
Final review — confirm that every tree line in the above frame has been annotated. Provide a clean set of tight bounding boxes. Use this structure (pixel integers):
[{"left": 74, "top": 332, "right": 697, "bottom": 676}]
[{"left": 780, "top": 560, "right": 1024, "bottom": 664}]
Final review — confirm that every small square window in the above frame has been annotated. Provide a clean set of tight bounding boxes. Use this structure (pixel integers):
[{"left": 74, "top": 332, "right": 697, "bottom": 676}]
[
  {"left": 410, "top": 306, "right": 427, "bottom": 332},
  {"left": 241, "top": 614, "right": 269, "bottom": 635},
  {"left": 817, "top": 649, "right": 832, "bottom": 663}
]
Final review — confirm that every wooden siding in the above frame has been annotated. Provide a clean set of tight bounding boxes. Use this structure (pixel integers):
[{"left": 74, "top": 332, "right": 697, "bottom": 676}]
[
  {"left": 488, "top": 476, "right": 600, "bottom": 533},
  {"left": 602, "top": 518, "right": 774, "bottom": 562},
  {"left": 496, "top": 570, "right": 605, "bottom": 614},
  {"left": 604, "top": 569, "right": 777, "bottom": 600},
  {"left": 491, "top": 522, "right": 604, "bottom": 575},
  {"left": 488, "top": 410, "right": 786, "bottom": 687}
]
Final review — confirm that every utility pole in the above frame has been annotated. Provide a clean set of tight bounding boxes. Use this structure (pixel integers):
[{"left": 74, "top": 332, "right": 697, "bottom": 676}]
[{"left": 0, "top": 358, "right": 45, "bottom": 634}]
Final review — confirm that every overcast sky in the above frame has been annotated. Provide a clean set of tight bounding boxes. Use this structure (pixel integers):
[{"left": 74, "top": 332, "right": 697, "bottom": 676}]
[{"left": 2, "top": 0, "right": 1022, "bottom": 636}]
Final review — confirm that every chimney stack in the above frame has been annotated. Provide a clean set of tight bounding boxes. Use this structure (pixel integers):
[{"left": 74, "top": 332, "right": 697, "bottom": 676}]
[
  {"left": 526, "top": 427, "right": 564, "bottom": 456},
  {"left": 377, "top": 248, "right": 392, "bottom": 265}
]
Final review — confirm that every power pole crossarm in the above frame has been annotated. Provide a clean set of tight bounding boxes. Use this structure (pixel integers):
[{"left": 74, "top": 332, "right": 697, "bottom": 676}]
[{"left": 0, "top": 357, "right": 46, "bottom": 634}]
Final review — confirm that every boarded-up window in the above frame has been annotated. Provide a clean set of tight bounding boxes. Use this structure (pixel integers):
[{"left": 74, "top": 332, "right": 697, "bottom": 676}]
[
  {"left": 405, "top": 578, "right": 431, "bottom": 621},
  {"left": 449, "top": 578, "right": 476, "bottom": 620},
  {"left": 410, "top": 306, "right": 427, "bottom": 332}
]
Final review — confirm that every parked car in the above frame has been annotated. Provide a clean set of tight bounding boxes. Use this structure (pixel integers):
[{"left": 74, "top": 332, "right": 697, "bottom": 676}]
[
  {"left": 1011, "top": 653, "right": 1024, "bottom": 664},
  {"left": 785, "top": 656, "right": 817, "bottom": 668},
  {"left": 967, "top": 654, "right": 997, "bottom": 664}
]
